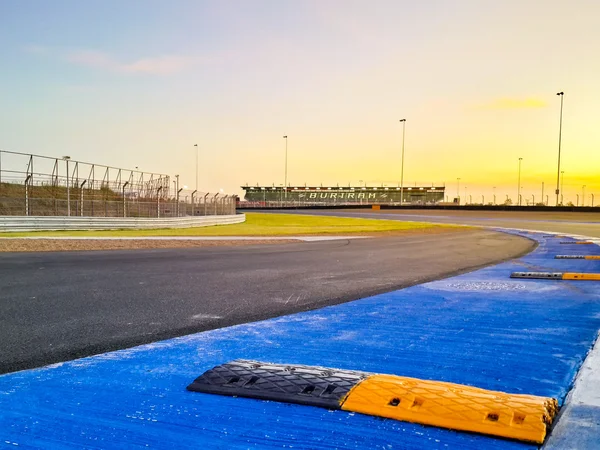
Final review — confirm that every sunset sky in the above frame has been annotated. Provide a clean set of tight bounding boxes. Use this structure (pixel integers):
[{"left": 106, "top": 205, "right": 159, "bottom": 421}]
[{"left": 1, "top": 0, "right": 599, "bottom": 204}]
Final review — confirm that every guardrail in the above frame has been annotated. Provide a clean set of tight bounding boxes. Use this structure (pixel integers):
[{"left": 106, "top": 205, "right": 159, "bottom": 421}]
[
  {"left": 0, "top": 214, "right": 245, "bottom": 232},
  {"left": 237, "top": 203, "right": 600, "bottom": 212}
]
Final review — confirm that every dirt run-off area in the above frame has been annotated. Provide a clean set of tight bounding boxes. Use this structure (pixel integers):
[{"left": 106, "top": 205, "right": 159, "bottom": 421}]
[{"left": 0, "top": 239, "right": 302, "bottom": 252}]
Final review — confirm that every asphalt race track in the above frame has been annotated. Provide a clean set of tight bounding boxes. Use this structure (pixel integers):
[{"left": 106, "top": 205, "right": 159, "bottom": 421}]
[
  {"left": 0, "top": 229, "right": 532, "bottom": 374},
  {"left": 275, "top": 209, "right": 600, "bottom": 237}
]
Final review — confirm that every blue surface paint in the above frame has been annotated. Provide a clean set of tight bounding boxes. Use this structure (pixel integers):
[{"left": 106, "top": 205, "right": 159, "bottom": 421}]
[{"left": 1, "top": 232, "right": 599, "bottom": 449}]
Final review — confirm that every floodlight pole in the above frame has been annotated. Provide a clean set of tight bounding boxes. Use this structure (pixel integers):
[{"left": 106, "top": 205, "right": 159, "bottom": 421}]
[
  {"left": 517, "top": 157, "right": 523, "bottom": 206},
  {"left": 194, "top": 144, "right": 198, "bottom": 191},
  {"left": 560, "top": 171, "right": 565, "bottom": 205},
  {"left": 283, "top": 136, "right": 288, "bottom": 202},
  {"left": 399, "top": 119, "right": 406, "bottom": 205},
  {"left": 555, "top": 92, "right": 564, "bottom": 206}
]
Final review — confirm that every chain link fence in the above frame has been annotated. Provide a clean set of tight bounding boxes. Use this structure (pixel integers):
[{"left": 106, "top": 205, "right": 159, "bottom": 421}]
[{"left": 0, "top": 150, "right": 236, "bottom": 217}]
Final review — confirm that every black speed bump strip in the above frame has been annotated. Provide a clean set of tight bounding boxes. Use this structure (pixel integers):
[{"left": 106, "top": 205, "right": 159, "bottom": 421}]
[
  {"left": 555, "top": 255, "right": 600, "bottom": 260},
  {"left": 510, "top": 271, "right": 600, "bottom": 280},
  {"left": 510, "top": 272, "right": 563, "bottom": 279},
  {"left": 186, "top": 359, "right": 368, "bottom": 409}
]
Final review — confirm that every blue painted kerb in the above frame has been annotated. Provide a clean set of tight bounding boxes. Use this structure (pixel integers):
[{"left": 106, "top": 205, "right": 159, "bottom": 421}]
[{"left": 1, "top": 231, "right": 599, "bottom": 449}]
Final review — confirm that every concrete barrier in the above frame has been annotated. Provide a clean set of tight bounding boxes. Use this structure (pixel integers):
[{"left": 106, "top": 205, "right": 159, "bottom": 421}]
[{"left": 0, "top": 214, "right": 245, "bottom": 232}]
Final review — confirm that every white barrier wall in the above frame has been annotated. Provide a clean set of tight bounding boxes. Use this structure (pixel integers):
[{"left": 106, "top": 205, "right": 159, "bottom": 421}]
[{"left": 0, "top": 214, "right": 245, "bottom": 232}]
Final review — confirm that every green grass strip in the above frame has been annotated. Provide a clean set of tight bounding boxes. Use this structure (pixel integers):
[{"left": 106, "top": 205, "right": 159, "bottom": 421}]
[{"left": 0, "top": 213, "right": 459, "bottom": 237}]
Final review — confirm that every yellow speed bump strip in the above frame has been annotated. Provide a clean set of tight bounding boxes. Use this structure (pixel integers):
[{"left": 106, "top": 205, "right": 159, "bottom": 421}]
[
  {"left": 510, "top": 271, "right": 600, "bottom": 280},
  {"left": 555, "top": 255, "right": 600, "bottom": 260},
  {"left": 188, "top": 360, "right": 558, "bottom": 444},
  {"left": 342, "top": 375, "right": 558, "bottom": 444},
  {"left": 562, "top": 272, "right": 600, "bottom": 280}
]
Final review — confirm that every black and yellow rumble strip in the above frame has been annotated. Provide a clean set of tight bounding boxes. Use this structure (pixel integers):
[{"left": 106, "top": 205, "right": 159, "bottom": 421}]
[
  {"left": 187, "top": 360, "right": 558, "bottom": 444},
  {"left": 510, "top": 271, "right": 600, "bottom": 280},
  {"left": 555, "top": 255, "right": 600, "bottom": 260},
  {"left": 559, "top": 241, "right": 594, "bottom": 245}
]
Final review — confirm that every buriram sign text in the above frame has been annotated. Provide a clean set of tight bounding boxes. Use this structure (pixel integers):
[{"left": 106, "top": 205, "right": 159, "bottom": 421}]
[
  {"left": 244, "top": 188, "right": 444, "bottom": 202},
  {"left": 294, "top": 191, "right": 441, "bottom": 199},
  {"left": 300, "top": 192, "right": 383, "bottom": 199}
]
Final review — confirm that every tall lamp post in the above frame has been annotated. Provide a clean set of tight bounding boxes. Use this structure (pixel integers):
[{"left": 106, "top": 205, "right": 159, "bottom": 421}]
[
  {"left": 582, "top": 185, "right": 586, "bottom": 206},
  {"left": 555, "top": 92, "right": 564, "bottom": 206},
  {"left": 541, "top": 181, "right": 545, "bottom": 205},
  {"left": 560, "top": 171, "right": 565, "bottom": 205},
  {"left": 456, "top": 178, "right": 461, "bottom": 204},
  {"left": 283, "top": 136, "right": 288, "bottom": 202},
  {"left": 193, "top": 144, "right": 198, "bottom": 192},
  {"left": 399, "top": 119, "right": 406, "bottom": 205},
  {"left": 517, "top": 157, "right": 523, "bottom": 206}
]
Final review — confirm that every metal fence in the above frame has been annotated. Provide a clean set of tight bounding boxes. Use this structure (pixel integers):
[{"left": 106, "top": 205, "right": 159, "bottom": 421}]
[
  {"left": 0, "top": 150, "right": 236, "bottom": 217},
  {"left": 0, "top": 214, "right": 244, "bottom": 232}
]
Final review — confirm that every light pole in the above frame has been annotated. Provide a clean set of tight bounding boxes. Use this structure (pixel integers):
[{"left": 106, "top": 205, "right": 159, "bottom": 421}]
[
  {"left": 457, "top": 178, "right": 461, "bottom": 204},
  {"left": 517, "top": 157, "right": 523, "bottom": 206},
  {"left": 541, "top": 181, "right": 544, "bottom": 205},
  {"left": 555, "top": 91, "right": 564, "bottom": 206},
  {"left": 283, "top": 136, "right": 288, "bottom": 202},
  {"left": 399, "top": 119, "right": 406, "bottom": 206},
  {"left": 493, "top": 186, "right": 496, "bottom": 205},
  {"left": 63, "top": 156, "right": 71, "bottom": 216},
  {"left": 582, "top": 185, "right": 586, "bottom": 206},
  {"left": 193, "top": 144, "right": 198, "bottom": 192}
]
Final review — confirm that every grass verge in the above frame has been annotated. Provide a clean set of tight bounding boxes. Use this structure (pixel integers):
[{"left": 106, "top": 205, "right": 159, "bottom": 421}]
[{"left": 0, "top": 212, "right": 461, "bottom": 237}]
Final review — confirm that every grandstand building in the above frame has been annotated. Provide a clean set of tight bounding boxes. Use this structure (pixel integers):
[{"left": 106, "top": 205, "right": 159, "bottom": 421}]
[{"left": 241, "top": 185, "right": 446, "bottom": 205}]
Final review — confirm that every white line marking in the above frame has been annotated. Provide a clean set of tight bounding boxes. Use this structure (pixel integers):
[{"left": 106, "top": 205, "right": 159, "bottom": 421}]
[{"left": 0, "top": 235, "right": 370, "bottom": 242}]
